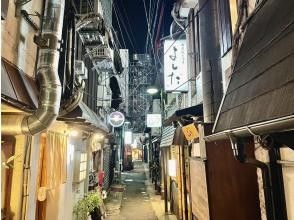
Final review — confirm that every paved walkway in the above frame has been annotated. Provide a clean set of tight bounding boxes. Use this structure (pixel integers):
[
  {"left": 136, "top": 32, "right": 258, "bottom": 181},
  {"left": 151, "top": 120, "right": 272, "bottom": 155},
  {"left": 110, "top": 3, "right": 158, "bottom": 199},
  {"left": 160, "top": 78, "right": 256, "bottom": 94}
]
[{"left": 105, "top": 161, "right": 176, "bottom": 220}]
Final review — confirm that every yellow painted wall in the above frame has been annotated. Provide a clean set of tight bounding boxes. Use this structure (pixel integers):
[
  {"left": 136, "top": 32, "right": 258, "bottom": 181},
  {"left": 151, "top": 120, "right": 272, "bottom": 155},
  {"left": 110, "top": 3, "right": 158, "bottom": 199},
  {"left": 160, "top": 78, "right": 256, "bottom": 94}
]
[{"left": 1, "top": 0, "right": 43, "bottom": 77}]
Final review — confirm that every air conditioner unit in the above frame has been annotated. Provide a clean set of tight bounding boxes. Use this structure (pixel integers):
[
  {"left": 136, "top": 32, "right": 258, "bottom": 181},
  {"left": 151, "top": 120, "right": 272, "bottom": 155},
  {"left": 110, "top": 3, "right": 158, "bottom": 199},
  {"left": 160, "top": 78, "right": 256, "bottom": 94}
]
[
  {"left": 75, "top": 60, "right": 88, "bottom": 80},
  {"left": 90, "top": 45, "right": 113, "bottom": 61},
  {"left": 92, "top": 59, "right": 113, "bottom": 72}
]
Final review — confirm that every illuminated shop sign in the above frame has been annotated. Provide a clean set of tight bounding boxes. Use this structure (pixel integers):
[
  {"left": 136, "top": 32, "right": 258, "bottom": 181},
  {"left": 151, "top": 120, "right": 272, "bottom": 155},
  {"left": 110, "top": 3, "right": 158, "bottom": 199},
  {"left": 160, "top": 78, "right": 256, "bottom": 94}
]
[
  {"left": 124, "top": 131, "right": 132, "bottom": 145},
  {"left": 146, "top": 114, "right": 162, "bottom": 127},
  {"left": 109, "top": 111, "right": 125, "bottom": 127},
  {"left": 164, "top": 39, "right": 188, "bottom": 92}
]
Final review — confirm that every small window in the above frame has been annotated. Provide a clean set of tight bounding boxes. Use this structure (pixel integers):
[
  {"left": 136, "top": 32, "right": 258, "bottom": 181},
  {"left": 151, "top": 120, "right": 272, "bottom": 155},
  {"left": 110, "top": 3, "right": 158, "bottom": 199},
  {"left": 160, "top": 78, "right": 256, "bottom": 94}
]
[
  {"left": 73, "top": 151, "right": 88, "bottom": 182},
  {"left": 79, "top": 153, "right": 87, "bottom": 181},
  {"left": 1, "top": 0, "right": 9, "bottom": 20}
]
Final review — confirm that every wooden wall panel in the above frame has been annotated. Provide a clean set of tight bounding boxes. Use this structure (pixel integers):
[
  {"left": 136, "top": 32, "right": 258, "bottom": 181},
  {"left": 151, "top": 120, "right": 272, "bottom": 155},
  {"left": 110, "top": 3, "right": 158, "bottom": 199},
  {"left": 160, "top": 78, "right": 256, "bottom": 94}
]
[
  {"left": 205, "top": 139, "right": 261, "bottom": 220},
  {"left": 189, "top": 158, "right": 210, "bottom": 220}
]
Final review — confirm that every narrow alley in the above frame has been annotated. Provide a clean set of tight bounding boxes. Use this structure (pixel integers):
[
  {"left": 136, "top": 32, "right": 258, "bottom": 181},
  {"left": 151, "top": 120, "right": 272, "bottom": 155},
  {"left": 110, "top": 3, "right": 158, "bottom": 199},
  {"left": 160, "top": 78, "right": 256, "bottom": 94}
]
[
  {"left": 106, "top": 161, "right": 177, "bottom": 220},
  {"left": 1, "top": 0, "right": 294, "bottom": 219}
]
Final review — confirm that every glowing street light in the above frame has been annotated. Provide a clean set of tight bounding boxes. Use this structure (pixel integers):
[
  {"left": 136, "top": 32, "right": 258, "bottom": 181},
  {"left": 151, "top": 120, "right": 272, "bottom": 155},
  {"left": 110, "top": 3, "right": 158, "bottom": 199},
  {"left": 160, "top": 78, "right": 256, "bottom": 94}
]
[{"left": 146, "top": 86, "right": 159, "bottom": 95}]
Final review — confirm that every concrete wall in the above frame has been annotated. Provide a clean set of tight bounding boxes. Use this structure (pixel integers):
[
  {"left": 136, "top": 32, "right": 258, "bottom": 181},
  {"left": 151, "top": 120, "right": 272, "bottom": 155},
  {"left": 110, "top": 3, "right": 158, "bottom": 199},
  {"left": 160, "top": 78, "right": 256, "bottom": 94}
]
[
  {"left": 254, "top": 142, "right": 269, "bottom": 220},
  {"left": 255, "top": 141, "right": 294, "bottom": 220},
  {"left": 1, "top": 0, "right": 42, "bottom": 77}
]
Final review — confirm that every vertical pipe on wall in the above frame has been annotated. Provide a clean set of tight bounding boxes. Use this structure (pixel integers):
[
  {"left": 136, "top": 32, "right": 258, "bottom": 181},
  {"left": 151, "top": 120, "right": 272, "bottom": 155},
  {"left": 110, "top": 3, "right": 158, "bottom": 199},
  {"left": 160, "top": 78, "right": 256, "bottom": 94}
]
[
  {"left": 163, "top": 148, "right": 169, "bottom": 213},
  {"left": 229, "top": 135, "right": 276, "bottom": 220},
  {"left": 198, "top": 0, "right": 223, "bottom": 123},
  {"left": 21, "top": 136, "right": 32, "bottom": 220}
]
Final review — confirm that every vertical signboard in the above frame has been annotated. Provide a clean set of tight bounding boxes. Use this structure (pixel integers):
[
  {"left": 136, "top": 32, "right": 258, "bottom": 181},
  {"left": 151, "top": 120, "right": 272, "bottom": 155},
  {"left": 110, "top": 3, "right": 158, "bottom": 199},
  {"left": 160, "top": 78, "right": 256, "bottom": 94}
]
[{"left": 164, "top": 39, "right": 188, "bottom": 92}]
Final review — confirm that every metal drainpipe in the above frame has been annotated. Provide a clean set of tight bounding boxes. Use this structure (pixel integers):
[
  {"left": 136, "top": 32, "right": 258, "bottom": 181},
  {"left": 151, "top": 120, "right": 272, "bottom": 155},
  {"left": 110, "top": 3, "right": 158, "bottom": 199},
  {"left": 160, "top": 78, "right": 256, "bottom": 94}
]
[
  {"left": 198, "top": 0, "right": 223, "bottom": 123},
  {"left": 21, "top": 136, "right": 32, "bottom": 220},
  {"left": 229, "top": 134, "right": 275, "bottom": 220},
  {"left": 1, "top": 0, "right": 65, "bottom": 135}
]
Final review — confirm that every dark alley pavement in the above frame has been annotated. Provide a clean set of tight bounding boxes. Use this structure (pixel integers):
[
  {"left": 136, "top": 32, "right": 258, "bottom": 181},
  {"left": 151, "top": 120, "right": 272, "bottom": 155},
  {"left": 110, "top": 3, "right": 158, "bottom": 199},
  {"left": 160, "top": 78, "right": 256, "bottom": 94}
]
[{"left": 105, "top": 161, "right": 177, "bottom": 220}]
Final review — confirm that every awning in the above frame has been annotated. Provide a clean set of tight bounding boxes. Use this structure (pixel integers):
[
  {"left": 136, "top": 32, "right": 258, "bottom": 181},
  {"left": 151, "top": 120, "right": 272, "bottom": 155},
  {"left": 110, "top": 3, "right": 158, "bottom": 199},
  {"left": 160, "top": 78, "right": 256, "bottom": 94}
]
[
  {"left": 212, "top": 0, "right": 294, "bottom": 137},
  {"left": 160, "top": 126, "right": 176, "bottom": 148},
  {"left": 1, "top": 58, "right": 38, "bottom": 111},
  {"left": 58, "top": 101, "right": 109, "bottom": 133},
  {"left": 164, "top": 104, "right": 203, "bottom": 126},
  {"left": 160, "top": 125, "right": 187, "bottom": 148}
]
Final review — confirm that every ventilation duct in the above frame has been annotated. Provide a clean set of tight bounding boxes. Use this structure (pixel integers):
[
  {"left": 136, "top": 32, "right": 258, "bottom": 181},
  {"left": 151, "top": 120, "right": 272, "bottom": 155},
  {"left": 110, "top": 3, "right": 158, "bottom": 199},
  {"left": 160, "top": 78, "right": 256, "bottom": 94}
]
[{"left": 2, "top": 0, "right": 65, "bottom": 135}]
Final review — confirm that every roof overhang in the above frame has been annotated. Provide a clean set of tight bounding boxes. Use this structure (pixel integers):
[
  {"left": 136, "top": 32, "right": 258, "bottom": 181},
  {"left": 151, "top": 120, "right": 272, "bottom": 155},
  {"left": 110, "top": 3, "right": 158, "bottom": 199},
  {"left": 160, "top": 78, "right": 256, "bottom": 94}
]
[
  {"left": 164, "top": 103, "right": 203, "bottom": 126},
  {"left": 160, "top": 125, "right": 187, "bottom": 148},
  {"left": 1, "top": 58, "right": 38, "bottom": 112},
  {"left": 58, "top": 101, "right": 109, "bottom": 133},
  {"left": 211, "top": 0, "right": 294, "bottom": 140}
]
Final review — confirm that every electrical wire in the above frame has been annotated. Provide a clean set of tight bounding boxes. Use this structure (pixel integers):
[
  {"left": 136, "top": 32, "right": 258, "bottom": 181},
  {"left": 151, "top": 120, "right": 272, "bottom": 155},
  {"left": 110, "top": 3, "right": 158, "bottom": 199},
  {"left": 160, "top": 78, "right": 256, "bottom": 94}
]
[
  {"left": 162, "top": 0, "right": 210, "bottom": 57},
  {"left": 151, "top": 0, "right": 161, "bottom": 41},
  {"left": 111, "top": 26, "right": 123, "bottom": 49},
  {"left": 142, "top": 0, "right": 151, "bottom": 53},
  {"left": 120, "top": 1, "right": 139, "bottom": 50},
  {"left": 113, "top": 2, "right": 136, "bottom": 51},
  {"left": 112, "top": 5, "right": 127, "bottom": 49},
  {"left": 142, "top": 0, "right": 158, "bottom": 71}
]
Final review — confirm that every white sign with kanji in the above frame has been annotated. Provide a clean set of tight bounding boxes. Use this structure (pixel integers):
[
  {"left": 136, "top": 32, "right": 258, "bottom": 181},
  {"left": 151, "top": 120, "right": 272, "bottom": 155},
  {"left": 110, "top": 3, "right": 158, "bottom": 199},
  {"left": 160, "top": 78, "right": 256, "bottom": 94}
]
[{"left": 164, "top": 39, "right": 188, "bottom": 92}]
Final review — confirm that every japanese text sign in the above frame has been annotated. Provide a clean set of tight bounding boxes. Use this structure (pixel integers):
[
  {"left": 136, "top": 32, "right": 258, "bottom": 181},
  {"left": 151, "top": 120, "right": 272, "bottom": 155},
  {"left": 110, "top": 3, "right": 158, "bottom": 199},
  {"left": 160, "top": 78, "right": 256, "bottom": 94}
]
[
  {"left": 182, "top": 123, "right": 199, "bottom": 141},
  {"left": 164, "top": 39, "right": 188, "bottom": 92}
]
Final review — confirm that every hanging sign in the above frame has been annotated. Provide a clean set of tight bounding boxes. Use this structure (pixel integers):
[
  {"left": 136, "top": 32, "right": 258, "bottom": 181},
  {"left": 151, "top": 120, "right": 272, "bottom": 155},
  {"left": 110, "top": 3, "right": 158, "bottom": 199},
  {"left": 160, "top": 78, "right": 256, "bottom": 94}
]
[
  {"left": 109, "top": 111, "right": 125, "bottom": 127},
  {"left": 146, "top": 114, "right": 162, "bottom": 127},
  {"left": 164, "top": 39, "right": 188, "bottom": 92},
  {"left": 182, "top": 123, "right": 199, "bottom": 141}
]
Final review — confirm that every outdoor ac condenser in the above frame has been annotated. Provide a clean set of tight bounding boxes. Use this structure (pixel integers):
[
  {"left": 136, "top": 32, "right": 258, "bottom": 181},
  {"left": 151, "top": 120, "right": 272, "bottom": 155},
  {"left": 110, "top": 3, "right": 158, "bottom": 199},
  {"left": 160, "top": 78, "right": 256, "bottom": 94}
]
[{"left": 75, "top": 60, "right": 88, "bottom": 80}]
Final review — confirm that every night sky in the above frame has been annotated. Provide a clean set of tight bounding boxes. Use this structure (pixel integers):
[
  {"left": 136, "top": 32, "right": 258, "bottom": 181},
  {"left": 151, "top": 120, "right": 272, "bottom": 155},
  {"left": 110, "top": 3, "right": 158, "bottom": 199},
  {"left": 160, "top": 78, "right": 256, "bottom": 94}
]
[{"left": 112, "top": 0, "right": 174, "bottom": 55}]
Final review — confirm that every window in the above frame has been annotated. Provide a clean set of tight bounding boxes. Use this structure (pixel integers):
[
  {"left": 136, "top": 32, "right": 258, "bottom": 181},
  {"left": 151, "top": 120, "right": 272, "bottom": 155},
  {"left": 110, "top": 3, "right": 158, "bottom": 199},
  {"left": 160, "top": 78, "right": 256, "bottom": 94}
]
[
  {"left": 73, "top": 151, "right": 88, "bottom": 182},
  {"left": 79, "top": 153, "right": 87, "bottom": 181},
  {"left": 1, "top": 0, "right": 9, "bottom": 20},
  {"left": 218, "top": 0, "right": 233, "bottom": 56}
]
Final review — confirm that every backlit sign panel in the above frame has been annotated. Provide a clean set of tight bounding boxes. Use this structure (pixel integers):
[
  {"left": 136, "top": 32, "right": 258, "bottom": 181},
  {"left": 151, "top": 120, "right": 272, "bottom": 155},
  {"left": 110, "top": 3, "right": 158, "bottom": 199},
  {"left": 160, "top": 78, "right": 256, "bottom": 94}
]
[
  {"left": 164, "top": 39, "right": 188, "bottom": 92},
  {"left": 146, "top": 114, "right": 162, "bottom": 128},
  {"left": 109, "top": 111, "right": 125, "bottom": 127}
]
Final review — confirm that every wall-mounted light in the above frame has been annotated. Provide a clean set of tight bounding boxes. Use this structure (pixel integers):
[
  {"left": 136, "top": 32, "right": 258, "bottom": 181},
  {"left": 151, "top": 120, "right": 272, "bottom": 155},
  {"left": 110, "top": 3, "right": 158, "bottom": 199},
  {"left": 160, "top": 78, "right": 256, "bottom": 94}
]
[
  {"left": 93, "top": 133, "right": 104, "bottom": 140},
  {"left": 70, "top": 129, "right": 79, "bottom": 137}
]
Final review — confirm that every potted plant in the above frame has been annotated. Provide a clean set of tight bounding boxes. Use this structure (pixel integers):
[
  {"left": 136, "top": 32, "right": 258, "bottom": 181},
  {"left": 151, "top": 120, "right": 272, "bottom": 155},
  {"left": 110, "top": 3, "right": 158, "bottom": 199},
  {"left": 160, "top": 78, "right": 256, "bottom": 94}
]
[{"left": 73, "top": 192, "right": 103, "bottom": 220}]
